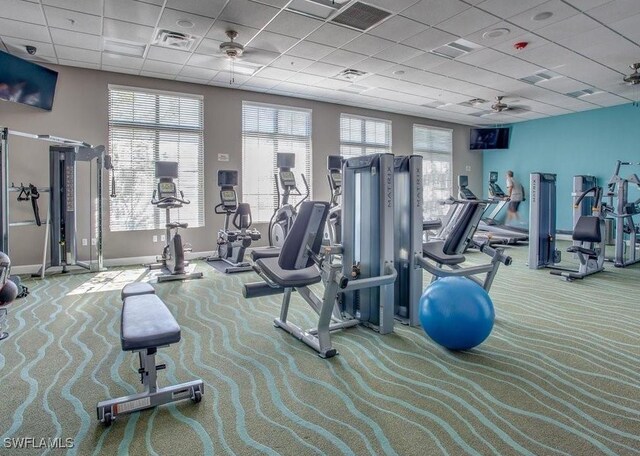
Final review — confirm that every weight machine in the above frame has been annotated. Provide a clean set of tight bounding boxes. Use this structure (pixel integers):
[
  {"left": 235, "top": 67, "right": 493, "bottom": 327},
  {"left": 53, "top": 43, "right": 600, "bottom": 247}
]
[{"left": 605, "top": 161, "right": 640, "bottom": 267}]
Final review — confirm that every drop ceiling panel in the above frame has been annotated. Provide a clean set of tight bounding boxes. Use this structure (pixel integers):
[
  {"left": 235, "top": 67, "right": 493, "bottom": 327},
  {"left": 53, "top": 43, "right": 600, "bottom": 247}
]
[
  {"left": 285, "top": 72, "right": 326, "bottom": 85},
  {"left": 287, "top": 40, "right": 334, "bottom": 59},
  {"left": 489, "top": 33, "right": 550, "bottom": 55},
  {"left": 219, "top": 0, "right": 279, "bottom": 29},
  {"left": 456, "top": 48, "right": 505, "bottom": 66},
  {"left": 187, "top": 53, "right": 229, "bottom": 70},
  {"left": 248, "top": 31, "right": 298, "bottom": 54},
  {"left": 41, "top": 0, "right": 103, "bottom": 16},
  {"left": 477, "top": 0, "right": 548, "bottom": 18},
  {"left": 401, "top": 27, "right": 459, "bottom": 51},
  {"left": 240, "top": 76, "right": 279, "bottom": 89},
  {"left": 211, "top": 72, "right": 249, "bottom": 84},
  {"left": 257, "top": 66, "right": 298, "bottom": 80},
  {"left": 196, "top": 38, "right": 223, "bottom": 55},
  {"left": 482, "top": 55, "right": 544, "bottom": 79},
  {"left": 206, "top": 22, "right": 259, "bottom": 42},
  {"left": 314, "top": 78, "right": 354, "bottom": 90},
  {"left": 321, "top": 49, "right": 367, "bottom": 67},
  {"left": 147, "top": 46, "right": 191, "bottom": 65},
  {"left": 586, "top": 0, "right": 640, "bottom": 24},
  {"left": 0, "top": 17, "right": 52, "bottom": 42},
  {"left": 352, "top": 57, "right": 396, "bottom": 73},
  {"left": 1, "top": 36, "right": 56, "bottom": 58},
  {"left": 402, "top": 51, "right": 450, "bottom": 70},
  {"left": 508, "top": 0, "right": 580, "bottom": 31},
  {"left": 140, "top": 70, "right": 176, "bottom": 80},
  {"left": 265, "top": 11, "right": 322, "bottom": 39},
  {"left": 105, "top": 0, "right": 162, "bottom": 27},
  {"left": 179, "top": 65, "right": 218, "bottom": 80},
  {"left": 516, "top": 42, "right": 580, "bottom": 69},
  {"left": 55, "top": 45, "right": 101, "bottom": 63},
  {"left": 241, "top": 48, "right": 279, "bottom": 65},
  {"left": 400, "top": 0, "right": 470, "bottom": 26},
  {"left": 0, "top": 0, "right": 46, "bottom": 25},
  {"left": 298, "top": 61, "right": 343, "bottom": 76},
  {"left": 429, "top": 60, "right": 475, "bottom": 78},
  {"left": 535, "top": 13, "right": 601, "bottom": 42},
  {"left": 436, "top": 8, "right": 500, "bottom": 36},
  {"left": 103, "top": 19, "right": 155, "bottom": 42},
  {"left": 270, "top": 55, "right": 314, "bottom": 71},
  {"left": 563, "top": 0, "right": 613, "bottom": 10},
  {"left": 142, "top": 59, "right": 184, "bottom": 75},
  {"left": 464, "top": 21, "right": 527, "bottom": 47},
  {"left": 102, "top": 64, "right": 140, "bottom": 75},
  {"left": 158, "top": 9, "right": 215, "bottom": 37},
  {"left": 306, "top": 23, "right": 361, "bottom": 48},
  {"left": 43, "top": 7, "right": 102, "bottom": 35},
  {"left": 368, "top": 16, "right": 428, "bottom": 42},
  {"left": 50, "top": 28, "right": 102, "bottom": 51},
  {"left": 101, "top": 53, "right": 145, "bottom": 69},
  {"left": 609, "top": 14, "right": 640, "bottom": 43},
  {"left": 342, "top": 34, "right": 394, "bottom": 56},
  {"left": 372, "top": 44, "right": 424, "bottom": 64},
  {"left": 176, "top": 75, "right": 210, "bottom": 84},
  {"left": 363, "top": 0, "right": 420, "bottom": 13},
  {"left": 58, "top": 58, "right": 100, "bottom": 69},
  {"left": 165, "top": 0, "right": 227, "bottom": 18}
]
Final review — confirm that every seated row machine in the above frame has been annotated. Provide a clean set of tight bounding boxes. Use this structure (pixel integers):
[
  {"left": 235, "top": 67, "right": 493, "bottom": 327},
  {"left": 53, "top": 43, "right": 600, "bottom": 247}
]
[{"left": 96, "top": 282, "right": 204, "bottom": 425}]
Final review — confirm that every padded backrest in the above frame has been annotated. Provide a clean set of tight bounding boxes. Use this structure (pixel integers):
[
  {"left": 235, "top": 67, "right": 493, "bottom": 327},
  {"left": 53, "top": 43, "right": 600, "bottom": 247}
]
[
  {"left": 443, "top": 202, "right": 479, "bottom": 254},
  {"left": 573, "top": 216, "right": 601, "bottom": 243},
  {"left": 278, "top": 201, "right": 329, "bottom": 270}
]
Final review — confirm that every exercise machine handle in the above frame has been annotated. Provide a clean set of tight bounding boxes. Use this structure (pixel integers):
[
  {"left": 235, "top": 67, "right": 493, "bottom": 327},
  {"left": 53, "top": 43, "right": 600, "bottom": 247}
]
[
  {"left": 477, "top": 243, "right": 512, "bottom": 266},
  {"left": 28, "top": 184, "right": 41, "bottom": 227},
  {"left": 294, "top": 174, "right": 310, "bottom": 211}
]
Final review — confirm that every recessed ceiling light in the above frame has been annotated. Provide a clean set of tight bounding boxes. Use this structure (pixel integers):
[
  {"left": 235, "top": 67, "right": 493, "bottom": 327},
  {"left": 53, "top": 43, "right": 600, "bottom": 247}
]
[
  {"left": 176, "top": 19, "right": 194, "bottom": 28},
  {"left": 482, "top": 28, "right": 510, "bottom": 40},
  {"left": 532, "top": 11, "right": 553, "bottom": 21},
  {"left": 393, "top": 70, "right": 405, "bottom": 75}
]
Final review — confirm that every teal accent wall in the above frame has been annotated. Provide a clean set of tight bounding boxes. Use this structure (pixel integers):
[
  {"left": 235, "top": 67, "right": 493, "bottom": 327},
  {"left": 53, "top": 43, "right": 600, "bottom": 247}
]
[{"left": 483, "top": 103, "right": 640, "bottom": 231}]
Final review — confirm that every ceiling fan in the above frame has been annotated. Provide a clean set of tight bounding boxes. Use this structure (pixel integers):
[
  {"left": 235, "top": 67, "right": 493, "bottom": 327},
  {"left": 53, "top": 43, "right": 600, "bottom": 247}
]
[
  {"left": 490, "top": 96, "right": 529, "bottom": 113},
  {"left": 623, "top": 63, "right": 640, "bottom": 85},
  {"left": 218, "top": 30, "right": 265, "bottom": 83}
]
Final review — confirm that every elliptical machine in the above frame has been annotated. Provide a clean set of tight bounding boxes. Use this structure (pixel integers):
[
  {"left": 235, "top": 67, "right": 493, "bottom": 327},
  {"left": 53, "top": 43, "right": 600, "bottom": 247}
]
[
  {"left": 324, "top": 155, "right": 343, "bottom": 245},
  {"left": 209, "top": 170, "right": 261, "bottom": 273},
  {"left": 148, "top": 161, "right": 203, "bottom": 282},
  {"left": 268, "top": 152, "right": 309, "bottom": 248}
]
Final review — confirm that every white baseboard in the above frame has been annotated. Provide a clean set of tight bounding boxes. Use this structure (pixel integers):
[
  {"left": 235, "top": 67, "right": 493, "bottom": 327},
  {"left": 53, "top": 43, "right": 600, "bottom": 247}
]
[{"left": 11, "top": 250, "right": 216, "bottom": 276}]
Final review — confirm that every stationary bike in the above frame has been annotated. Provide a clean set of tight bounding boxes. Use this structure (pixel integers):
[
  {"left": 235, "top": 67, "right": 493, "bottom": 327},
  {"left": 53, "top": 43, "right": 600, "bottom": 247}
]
[
  {"left": 208, "top": 170, "right": 261, "bottom": 273},
  {"left": 324, "top": 155, "right": 343, "bottom": 245},
  {"left": 269, "top": 152, "right": 309, "bottom": 248},
  {"left": 148, "top": 161, "right": 203, "bottom": 282}
]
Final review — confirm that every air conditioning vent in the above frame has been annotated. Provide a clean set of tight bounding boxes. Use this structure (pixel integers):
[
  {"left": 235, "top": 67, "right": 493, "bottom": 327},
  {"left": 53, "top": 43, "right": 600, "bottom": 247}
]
[
  {"left": 519, "top": 70, "right": 561, "bottom": 85},
  {"left": 336, "top": 68, "right": 367, "bottom": 81},
  {"left": 340, "top": 84, "right": 372, "bottom": 94},
  {"left": 461, "top": 98, "right": 487, "bottom": 107},
  {"left": 331, "top": 1, "right": 391, "bottom": 31},
  {"left": 431, "top": 38, "right": 482, "bottom": 59},
  {"left": 566, "top": 88, "right": 598, "bottom": 98},
  {"left": 154, "top": 29, "right": 197, "bottom": 51}
]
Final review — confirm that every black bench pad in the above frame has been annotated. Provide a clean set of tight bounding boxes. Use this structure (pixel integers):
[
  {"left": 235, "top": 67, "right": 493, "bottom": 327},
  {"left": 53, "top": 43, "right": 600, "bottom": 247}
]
[
  {"left": 121, "top": 282, "right": 155, "bottom": 300},
  {"left": 567, "top": 246, "right": 598, "bottom": 258},
  {"left": 121, "top": 295, "right": 180, "bottom": 351},
  {"left": 256, "top": 257, "right": 321, "bottom": 288},
  {"left": 250, "top": 247, "right": 281, "bottom": 261},
  {"left": 423, "top": 241, "right": 466, "bottom": 266}
]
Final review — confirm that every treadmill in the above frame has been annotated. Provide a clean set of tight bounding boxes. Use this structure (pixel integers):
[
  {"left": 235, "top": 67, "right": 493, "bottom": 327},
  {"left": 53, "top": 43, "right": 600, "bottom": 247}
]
[{"left": 458, "top": 174, "right": 528, "bottom": 245}]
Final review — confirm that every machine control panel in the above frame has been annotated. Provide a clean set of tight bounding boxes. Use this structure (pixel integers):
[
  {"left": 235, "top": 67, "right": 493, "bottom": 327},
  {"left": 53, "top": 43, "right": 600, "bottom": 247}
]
[
  {"left": 158, "top": 182, "right": 177, "bottom": 198},
  {"left": 280, "top": 171, "right": 297, "bottom": 188},
  {"left": 221, "top": 190, "right": 237, "bottom": 208},
  {"left": 330, "top": 171, "right": 342, "bottom": 188}
]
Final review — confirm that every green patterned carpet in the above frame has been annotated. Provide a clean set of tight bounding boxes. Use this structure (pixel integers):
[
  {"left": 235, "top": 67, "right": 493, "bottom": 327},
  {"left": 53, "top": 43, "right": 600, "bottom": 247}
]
[{"left": 1, "top": 244, "right": 639, "bottom": 455}]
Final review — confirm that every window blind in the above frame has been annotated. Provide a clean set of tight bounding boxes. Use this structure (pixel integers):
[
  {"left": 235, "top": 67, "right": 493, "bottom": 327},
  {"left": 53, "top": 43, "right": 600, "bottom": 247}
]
[
  {"left": 413, "top": 124, "right": 453, "bottom": 219},
  {"left": 242, "top": 102, "right": 312, "bottom": 222},
  {"left": 340, "top": 114, "right": 392, "bottom": 158},
  {"left": 108, "top": 86, "right": 204, "bottom": 231}
]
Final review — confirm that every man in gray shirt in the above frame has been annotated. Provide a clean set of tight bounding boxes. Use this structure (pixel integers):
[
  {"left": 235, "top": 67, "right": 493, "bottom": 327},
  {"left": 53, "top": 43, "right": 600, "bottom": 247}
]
[{"left": 505, "top": 170, "right": 523, "bottom": 223}]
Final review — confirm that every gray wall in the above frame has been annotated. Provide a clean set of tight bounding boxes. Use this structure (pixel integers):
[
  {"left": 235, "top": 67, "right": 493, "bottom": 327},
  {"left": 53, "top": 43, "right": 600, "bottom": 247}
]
[{"left": 0, "top": 65, "right": 481, "bottom": 266}]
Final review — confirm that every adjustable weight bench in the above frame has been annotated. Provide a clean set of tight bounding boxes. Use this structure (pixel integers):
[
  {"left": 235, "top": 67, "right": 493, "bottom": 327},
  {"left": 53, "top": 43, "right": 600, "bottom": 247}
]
[{"left": 96, "top": 283, "right": 204, "bottom": 426}]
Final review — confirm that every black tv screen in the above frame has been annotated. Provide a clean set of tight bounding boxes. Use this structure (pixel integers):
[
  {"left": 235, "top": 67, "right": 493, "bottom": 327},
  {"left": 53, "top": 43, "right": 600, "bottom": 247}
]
[
  {"left": 0, "top": 50, "right": 58, "bottom": 111},
  {"left": 470, "top": 128, "right": 510, "bottom": 150}
]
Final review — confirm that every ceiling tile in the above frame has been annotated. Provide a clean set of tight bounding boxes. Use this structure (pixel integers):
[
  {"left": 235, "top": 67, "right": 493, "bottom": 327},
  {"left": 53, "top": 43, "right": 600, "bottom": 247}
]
[
  {"left": 187, "top": 53, "right": 229, "bottom": 70},
  {"left": 157, "top": 9, "right": 215, "bottom": 37},
  {"left": 429, "top": 60, "right": 475, "bottom": 78},
  {"left": 50, "top": 28, "right": 102, "bottom": 51},
  {"left": 212, "top": 71, "right": 249, "bottom": 84},
  {"left": 58, "top": 58, "right": 100, "bottom": 69},
  {"left": 436, "top": 8, "right": 500, "bottom": 36},
  {"left": 285, "top": 72, "right": 326, "bottom": 85},
  {"left": 241, "top": 76, "right": 279, "bottom": 89},
  {"left": 477, "top": 0, "right": 548, "bottom": 18},
  {"left": 165, "top": 0, "right": 227, "bottom": 18},
  {"left": 206, "top": 22, "right": 259, "bottom": 42},
  {"left": 142, "top": 59, "right": 184, "bottom": 75},
  {"left": 147, "top": 45, "right": 192, "bottom": 65},
  {"left": 464, "top": 21, "right": 527, "bottom": 47},
  {"left": 489, "top": 33, "right": 550, "bottom": 55},
  {"left": 55, "top": 45, "right": 101, "bottom": 63},
  {"left": 302, "top": 61, "right": 344, "bottom": 77},
  {"left": 101, "top": 64, "right": 140, "bottom": 75},
  {"left": 105, "top": 0, "right": 162, "bottom": 27},
  {"left": 508, "top": 0, "right": 580, "bottom": 31},
  {"left": 196, "top": 38, "right": 222, "bottom": 55},
  {"left": 537, "top": 76, "right": 594, "bottom": 92},
  {"left": 101, "top": 52, "right": 145, "bottom": 69},
  {"left": 373, "top": 44, "right": 424, "bottom": 63},
  {"left": 457, "top": 48, "right": 505, "bottom": 66},
  {"left": 586, "top": 0, "right": 640, "bottom": 24},
  {"left": 352, "top": 57, "right": 396, "bottom": 73},
  {"left": 256, "top": 66, "right": 297, "bottom": 80},
  {"left": 270, "top": 55, "right": 314, "bottom": 71},
  {"left": 403, "top": 51, "right": 450, "bottom": 70},
  {"left": 321, "top": 49, "right": 367, "bottom": 67},
  {"left": 401, "top": 0, "right": 470, "bottom": 26},
  {"left": 179, "top": 65, "right": 218, "bottom": 80},
  {"left": 241, "top": 48, "right": 280, "bottom": 65},
  {"left": 369, "top": 16, "right": 428, "bottom": 42},
  {"left": 609, "top": 14, "right": 640, "bottom": 43},
  {"left": 314, "top": 78, "right": 354, "bottom": 90},
  {"left": 0, "top": 0, "right": 46, "bottom": 25},
  {"left": 0, "top": 17, "right": 51, "bottom": 42},
  {"left": 219, "top": 0, "right": 280, "bottom": 30},
  {"left": 536, "top": 13, "right": 602, "bottom": 42},
  {"left": 44, "top": 6, "right": 102, "bottom": 35},
  {"left": 265, "top": 11, "right": 322, "bottom": 39},
  {"left": 287, "top": 40, "right": 334, "bottom": 59},
  {"left": 402, "top": 27, "right": 458, "bottom": 51},
  {"left": 103, "top": 19, "right": 155, "bottom": 43},
  {"left": 486, "top": 56, "right": 545, "bottom": 79},
  {"left": 176, "top": 75, "right": 211, "bottom": 84},
  {"left": 41, "top": 0, "right": 103, "bottom": 16},
  {"left": 140, "top": 70, "right": 177, "bottom": 80},
  {"left": 364, "top": 0, "right": 421, "bottom": 13},
  {"left": 586, "top": 92, "right": 630, "bottom": 106},
  {"left": 342, "top": 34, "right": 394, "bottom": 56},
  {"left": 1, "top": 37, "right": 56, "bottom": 58},
  {"left": 247, "top": 31, "right": 298, "bottom": 54},
  {"left": 562, "top": 0, "right": 613, "bottom": 11},
  {"left": 306, "top": 23, "right": 361, "bottom": 48}
]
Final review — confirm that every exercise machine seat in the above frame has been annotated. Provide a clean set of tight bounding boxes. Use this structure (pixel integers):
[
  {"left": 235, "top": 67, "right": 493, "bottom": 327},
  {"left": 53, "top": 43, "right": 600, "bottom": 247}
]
[
  {"left": 121, "top": 295, "right": 181, "bottom": 351},
  {"left": 120, "top": 282, "right": 155, "bottom": 300},
  {"left": 250, "top": 247, "right": 281, "bottom": 261},
  {"left": 255, "top": 257, "right": 322, "bottom": 288},
  {"left": 423, "top": 241, "right": 466, "bottom": 265},
  {"left": 567, "top": 245, "right": 598, "bottom": 258},
  {"left": 572, "top": 216, "right": 601, "bottom": 243}
]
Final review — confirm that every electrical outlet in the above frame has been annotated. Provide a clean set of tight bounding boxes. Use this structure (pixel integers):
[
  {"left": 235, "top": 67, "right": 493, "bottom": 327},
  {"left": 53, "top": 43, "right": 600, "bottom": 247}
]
[
  {"left": 153, "top": 235, "right": 158, "bottom": 243},
  {"left": 91, "top": 238, "right": 97, "bottom": 246},
  {"left": 161, "top": 234, "right": 166, "bottom": 242},
  {"left": 82, "top": 238, "right": 88, "bottom": 246},
  {"left": 218, "top": 153, "right": 229, "bottom": 162},
  {"left": 466, "top": 165, "right": 471, "bottom": 172}
]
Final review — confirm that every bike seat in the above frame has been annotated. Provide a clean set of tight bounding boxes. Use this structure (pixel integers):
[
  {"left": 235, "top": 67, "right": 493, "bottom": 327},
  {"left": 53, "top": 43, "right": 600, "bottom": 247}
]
[{"left": 166, "top": 222, "right": 188, "bottom": 229}]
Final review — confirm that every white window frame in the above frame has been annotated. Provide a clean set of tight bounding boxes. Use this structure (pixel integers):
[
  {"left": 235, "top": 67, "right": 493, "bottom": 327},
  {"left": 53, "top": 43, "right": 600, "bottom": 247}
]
[
  {"left": 340, "top": 113, "right": 392, "bottom": 158},
  {"left": 108, "top": 84, "right": 205, "bottom": 232},
  {"left": 241, "top": 101, "right": 313, "bottom": 223},
  {"left": 413, "top": 124, "right": 453, "bottom": 219}
]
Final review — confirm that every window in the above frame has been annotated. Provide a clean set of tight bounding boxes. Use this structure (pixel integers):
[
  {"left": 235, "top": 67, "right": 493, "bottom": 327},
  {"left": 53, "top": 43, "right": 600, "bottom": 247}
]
[
  {"left": 242, "top": 102, "right": 312, "bottom": 222},
  {"left": 413, "top": 124, "right": 453, "bottom": 219},
  {"left": 340, "top": 114, "right": 392, "bottom": 158},
  {"left": 108, "top": 85, "right": 204, "bottom": 231}
]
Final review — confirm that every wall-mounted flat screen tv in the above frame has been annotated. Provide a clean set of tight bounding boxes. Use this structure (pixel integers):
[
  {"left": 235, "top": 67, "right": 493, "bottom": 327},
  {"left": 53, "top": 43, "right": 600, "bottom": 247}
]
[
  {"left": 470, "top": 127, "right": 510, "bottom": 150},
  {"left": 0, "top": 50, "right": 58, "bottom": 111}
]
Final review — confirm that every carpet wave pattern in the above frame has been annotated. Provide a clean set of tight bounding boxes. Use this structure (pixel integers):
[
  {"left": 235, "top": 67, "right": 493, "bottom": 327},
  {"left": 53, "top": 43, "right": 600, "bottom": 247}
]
[{"left": 0, "top": 245, "right": 638, "bottom": 455}]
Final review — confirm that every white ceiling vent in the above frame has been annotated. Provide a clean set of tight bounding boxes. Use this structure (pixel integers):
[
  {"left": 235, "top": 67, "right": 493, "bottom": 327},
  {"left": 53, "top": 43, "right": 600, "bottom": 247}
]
[
  {"left": 519, "top": 70, "right": 561, "bottom": 85},
  {"left": 331, "top": 2, "right": 392, "bottom": 32},
  {"left": 431, "top": 39, "right": 482, "bottom": 59},
  {"left": 154, "top": 30, "right": 197, "bottom": 51},
  {"left": 340, "top": 84, "right": 372, "bottom": 94},
  {"left": 336, "top": 68, "right": 367, "bottom": 81},
  {"left": 565, "top": 88, "right": 598, "bottom": 98}
]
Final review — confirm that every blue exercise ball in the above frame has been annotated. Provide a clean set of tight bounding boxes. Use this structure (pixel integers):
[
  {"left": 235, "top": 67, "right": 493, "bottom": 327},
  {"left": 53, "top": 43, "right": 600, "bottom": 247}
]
[{"left": 419, "top": 277, "right": 495, "bottom": 351}]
